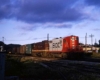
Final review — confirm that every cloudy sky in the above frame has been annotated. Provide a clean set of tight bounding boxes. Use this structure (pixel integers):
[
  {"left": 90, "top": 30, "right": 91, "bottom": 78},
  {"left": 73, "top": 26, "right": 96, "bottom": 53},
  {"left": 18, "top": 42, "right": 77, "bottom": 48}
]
[{"left": 0, "top": 0, "right": 100, "bottom": 45}]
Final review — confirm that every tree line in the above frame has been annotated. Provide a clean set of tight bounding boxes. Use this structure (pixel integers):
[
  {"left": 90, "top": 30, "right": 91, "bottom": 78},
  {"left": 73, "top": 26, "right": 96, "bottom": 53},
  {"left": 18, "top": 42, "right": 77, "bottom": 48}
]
[{"left": 0, "top": 41, "right": 20, "bottom": 52}]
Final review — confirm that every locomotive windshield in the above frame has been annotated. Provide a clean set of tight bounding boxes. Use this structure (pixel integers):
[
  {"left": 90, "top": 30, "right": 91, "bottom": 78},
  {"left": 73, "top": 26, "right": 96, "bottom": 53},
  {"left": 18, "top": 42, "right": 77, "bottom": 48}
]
[
  {"left": 71, "top": 37, "right": 77, "bottom": 41},
  {"left": 70, "top": 37, "right": 77, "bottom": 49}
]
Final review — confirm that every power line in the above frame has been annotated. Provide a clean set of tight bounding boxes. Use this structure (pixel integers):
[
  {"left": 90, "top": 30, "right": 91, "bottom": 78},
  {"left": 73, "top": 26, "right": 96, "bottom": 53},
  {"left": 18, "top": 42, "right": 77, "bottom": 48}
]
[
  {"left": 4, "top": 37, "right": 57, "bottom": 41},
  {"left": 85, "top": 33, "right": 87, "bottom": 52},
  {"left": 4, "top": 37, "right": 47, "bottom": 41},
  {"left": 2, "top": 37, "right": 4, "bottom": 43},
  {"left": 1, "top": 36, "right": 92, "bottom": 42},
  {"left": 89, "top": 34, "right": 94, "bottom": 45}
]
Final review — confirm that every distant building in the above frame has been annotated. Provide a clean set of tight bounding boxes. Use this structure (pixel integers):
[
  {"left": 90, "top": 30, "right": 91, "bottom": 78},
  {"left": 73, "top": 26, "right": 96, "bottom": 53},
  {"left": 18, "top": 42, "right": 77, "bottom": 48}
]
[
  {"left": 82, "top": 46, "right": 100, "bottom": 53},
  {"left": 0, "top": 46, "right": 3, "bottom": 52}
]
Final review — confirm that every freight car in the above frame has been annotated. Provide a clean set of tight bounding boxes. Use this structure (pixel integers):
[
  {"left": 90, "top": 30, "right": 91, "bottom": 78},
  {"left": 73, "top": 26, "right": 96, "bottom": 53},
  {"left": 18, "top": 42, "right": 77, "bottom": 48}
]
[
  {"left": 25, "top": 44, "right": 32, "bottom": 55},
  {"left": 20, "top": 45, "right": 26, "bottom": 55},
  {"left": 5, "top": 44, "right": 21, "bottom": 54}
]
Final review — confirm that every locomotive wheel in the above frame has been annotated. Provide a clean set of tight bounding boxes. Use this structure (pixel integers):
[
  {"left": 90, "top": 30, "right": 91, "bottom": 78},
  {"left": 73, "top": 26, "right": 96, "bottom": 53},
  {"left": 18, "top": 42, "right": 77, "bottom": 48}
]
[
  {"left": 48, "top": 53, "right": 51, "bottom": 58},
  {"left": 61, "top": 53, "right": 67, "bottom": 58},
  {"left": 41, "top": 52, "right": 44, "bottom": 57}
]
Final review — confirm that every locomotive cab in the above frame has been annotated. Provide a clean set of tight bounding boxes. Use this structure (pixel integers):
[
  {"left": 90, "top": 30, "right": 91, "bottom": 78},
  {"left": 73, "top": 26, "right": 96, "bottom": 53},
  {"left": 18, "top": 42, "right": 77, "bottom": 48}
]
[
  {"left": 69, "top": 35, "right": 83, "bottom": 52},
  {"left": 64, "top": 35, "right": 83, "bottom": 58}
]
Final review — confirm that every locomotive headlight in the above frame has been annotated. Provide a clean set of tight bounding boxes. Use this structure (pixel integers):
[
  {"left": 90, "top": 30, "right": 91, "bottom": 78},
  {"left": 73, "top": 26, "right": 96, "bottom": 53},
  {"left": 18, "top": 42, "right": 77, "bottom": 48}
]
[{"left": 71, "top": 37, "right": 74, "bottom": 41}]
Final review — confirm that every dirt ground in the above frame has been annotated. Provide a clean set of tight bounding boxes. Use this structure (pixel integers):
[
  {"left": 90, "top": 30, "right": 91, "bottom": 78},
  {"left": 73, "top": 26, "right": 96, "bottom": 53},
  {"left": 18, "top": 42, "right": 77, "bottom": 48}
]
[{"left": 5, "top": 55, "right": 100, "bottom": 80}]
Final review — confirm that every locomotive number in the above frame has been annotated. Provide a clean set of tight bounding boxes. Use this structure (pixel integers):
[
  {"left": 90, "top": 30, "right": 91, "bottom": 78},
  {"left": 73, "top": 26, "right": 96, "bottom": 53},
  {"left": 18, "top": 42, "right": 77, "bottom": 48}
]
[{"left": 52, "top": 42, "right": 62, "bottom": 48}]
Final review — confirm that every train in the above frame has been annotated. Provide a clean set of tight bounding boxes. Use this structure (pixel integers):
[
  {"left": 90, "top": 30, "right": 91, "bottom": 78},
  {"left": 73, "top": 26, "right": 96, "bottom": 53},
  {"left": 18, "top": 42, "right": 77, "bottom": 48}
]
[{"left": 7, "top": 35, "right": 84, "bottom": 59}]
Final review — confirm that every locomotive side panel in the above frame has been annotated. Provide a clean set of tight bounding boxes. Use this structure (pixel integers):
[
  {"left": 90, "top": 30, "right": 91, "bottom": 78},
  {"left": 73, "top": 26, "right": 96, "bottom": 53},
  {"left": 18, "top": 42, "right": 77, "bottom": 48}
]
[
  {"left": 42, "top": 40, "right": 49, "bottom": 50},
  {"left": 32, "top": 41, "right": 49, "bottom": 57},
  {"left": 49, "top": 38, "right": 63, "bottom": 52},
  {"left": 32, "top": 41, "right": 48, "bottom": 52},
  {"left": 62, "top": 37, "right": 70, "bottom": 52}
]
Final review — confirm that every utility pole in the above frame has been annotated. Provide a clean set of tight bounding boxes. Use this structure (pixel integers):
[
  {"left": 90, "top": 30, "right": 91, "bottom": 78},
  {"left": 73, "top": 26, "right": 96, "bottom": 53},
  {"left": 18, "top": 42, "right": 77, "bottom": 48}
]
[
  {"left": 85, "top": 33, "right": 87, "bottom": 52},
  {"left": 2, "top": 37, "right": 4, "bottom": 43},
  {"left": 95, "top": 39, "right": 96, "bottom": 43},
  {"left": 47, "top": 34, "right": 49, "bottom": 41},
  {"left": 95, "top": 39, "right": 97, "bottom": 46},
  {"left": 89, "top": 34, "right": 94, "bottom": 46},
  {"left": 95, "top": 39, "right": 98, "bottom": 52},
  {"left": 47, "top": 34, "right": 49, "bottom": 50},
  {"left": 0, "top": 37, "right": 4, "bottom": 52},
  {"left": 89, "top": 34, "right": 94, "bottom": 50}
]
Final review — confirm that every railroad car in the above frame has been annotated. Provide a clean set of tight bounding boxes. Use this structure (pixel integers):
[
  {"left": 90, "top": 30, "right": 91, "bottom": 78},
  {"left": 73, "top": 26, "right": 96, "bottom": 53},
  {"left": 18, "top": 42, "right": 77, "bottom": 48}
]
[
  {"left": 25, "top": 44, "right": 32, "bottom": 55},
  {"left": 20, "top": 45, "right": 26, "bottom": 55},
  {"left": 12, "top": 47, "right": 17, "bottom": 54},
  {"left": 6, "top": 44, "right": 21, "bottom": 54},
  {"left": 32, "top": 40, "right": 49, "bottom": 57},
  {"left": 16, "top": 46, "right": 20, "bottom": 54}
]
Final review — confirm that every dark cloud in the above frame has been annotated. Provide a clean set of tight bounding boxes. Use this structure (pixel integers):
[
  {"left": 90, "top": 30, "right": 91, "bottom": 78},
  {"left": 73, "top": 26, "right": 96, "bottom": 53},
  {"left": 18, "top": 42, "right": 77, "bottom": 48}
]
[
  {"left": 0, "top": 0, "right": 13, "bottom": 19},
  {"left": 17, "top": 32, "right": 27, "bottom": 36},
  {"left": 15, "top": 0, "right": 85, "bottom": 23},
  {"left": 93, "top": 28, "right": 100, "bottom": 31},
  {"left": 16, "top": 25, "right": 37, "bottom": 32},
  {"left": 0, "top": 0, "right": 87, "bottom": 23},
  {"left": 44, "top": 23, "right": 72, "bottom": 29},
  {"left": 55, "top": 24, "right": 72, "bottom": 28},
  {"left": 20, "top": 26, "right": 34, "bottom": 31},
  {"left": 85, "top": 0, "right": 100, "bottom": 6}
]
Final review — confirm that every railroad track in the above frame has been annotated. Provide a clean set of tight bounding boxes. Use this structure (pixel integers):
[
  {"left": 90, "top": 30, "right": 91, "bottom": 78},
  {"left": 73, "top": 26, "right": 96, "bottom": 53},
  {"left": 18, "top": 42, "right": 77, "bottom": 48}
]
[
  {"left": 40, "top": 60, "right": 100, "bottom": 79},
  {"left": 7, "top": 54, "right": 100, "bottom": 62}
]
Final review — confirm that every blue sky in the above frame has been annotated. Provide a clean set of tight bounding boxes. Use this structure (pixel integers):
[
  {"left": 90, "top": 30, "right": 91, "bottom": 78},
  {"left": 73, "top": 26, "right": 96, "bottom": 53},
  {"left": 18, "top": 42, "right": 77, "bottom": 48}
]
[{"left": 0, "top": 0, "right": 100, "bottom": 45}]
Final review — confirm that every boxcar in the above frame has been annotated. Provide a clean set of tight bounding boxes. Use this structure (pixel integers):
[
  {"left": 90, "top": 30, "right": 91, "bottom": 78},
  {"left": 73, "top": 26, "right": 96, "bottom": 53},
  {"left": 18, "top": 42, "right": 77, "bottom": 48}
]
[
  {"left": 16, "top": 46, "right": 20, "bottom": 54},
  {"left": 20, "top": 45, "right": 26, "bottom": 55},
  {"left": 12, "top": 47, "right": 17, "bottom": 54},
  {"left": 25, "top": 44, "right": 32, "bottom": 55}
]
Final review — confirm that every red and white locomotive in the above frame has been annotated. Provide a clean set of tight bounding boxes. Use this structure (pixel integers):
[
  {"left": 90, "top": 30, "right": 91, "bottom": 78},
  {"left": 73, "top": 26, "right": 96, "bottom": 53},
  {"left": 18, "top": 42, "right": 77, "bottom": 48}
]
[
  {"left": 32, "top": 35, "right": 83, "bottom": 58},
  {"left": 49, "top": 35, "right": 80, "bottom": 52}
]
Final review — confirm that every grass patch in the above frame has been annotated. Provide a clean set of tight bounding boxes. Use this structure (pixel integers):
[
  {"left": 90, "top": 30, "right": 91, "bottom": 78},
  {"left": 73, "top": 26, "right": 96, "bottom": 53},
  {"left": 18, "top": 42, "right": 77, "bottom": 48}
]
[
  {"left": 91, "top": 53, "right": 100, "bottom": 58},
  {"left": 5, "top": 57, "right": 62, "bottom": 79},
  {"left": 5, "top": 57, "right": 24, "bottom": 76}
]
